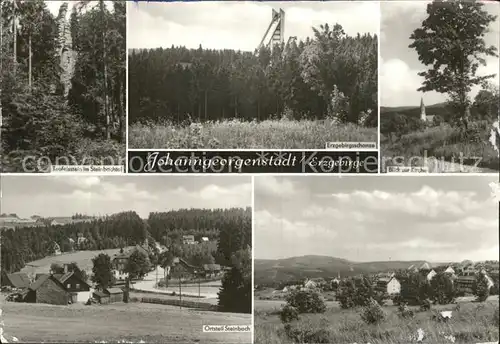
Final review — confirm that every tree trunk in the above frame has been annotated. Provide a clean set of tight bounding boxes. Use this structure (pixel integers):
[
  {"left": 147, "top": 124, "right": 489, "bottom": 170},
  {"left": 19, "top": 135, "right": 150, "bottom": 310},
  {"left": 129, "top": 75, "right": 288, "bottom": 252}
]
[
  {"left": 28, "top": 33, "right": 32, "bottom": 91},
  {"left": 13, "top": 0, "right": 16, "bottom": 69},
  {"left": 1, "top": 1, "right": 3, "bottom": 124},
  {"left": 101, "top": 0, "right": 110, "bottom": 140},
  {"left": 204, "top": 90, "right": 207, "bottom": 122}
]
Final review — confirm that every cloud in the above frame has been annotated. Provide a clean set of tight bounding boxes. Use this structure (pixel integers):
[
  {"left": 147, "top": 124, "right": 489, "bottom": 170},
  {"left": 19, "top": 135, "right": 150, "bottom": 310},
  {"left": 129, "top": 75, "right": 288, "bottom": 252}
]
[
  {"left": 330, "top": 185, "right": 490, "bottom": 221},
  {"left": 255, "top": 176, "right": 297, "bottom": 198},
  {"left": 128, "top": 1, "right": 378, "bottom": 51},
  {"left": 62, "top": 176, "right": 101, "bottom": 189}
]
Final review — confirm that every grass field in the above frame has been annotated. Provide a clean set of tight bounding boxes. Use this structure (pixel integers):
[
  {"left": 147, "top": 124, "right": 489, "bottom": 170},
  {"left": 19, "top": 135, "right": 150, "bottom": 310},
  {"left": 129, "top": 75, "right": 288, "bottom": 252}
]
[
  {"left": 1, "top": 298, "right": 251, "bottom": 343},
  {"left": 254, "top": 297, "right": 499, "bottom": 344},
  {"left": 129, "top": 119, "right": 377, "bottom": 149},
  {"left": 381, "top": 122, "right": 499, "bottom": 172},
  {"left": 20, "top": 248, "right": 129, "bottom": 275}
]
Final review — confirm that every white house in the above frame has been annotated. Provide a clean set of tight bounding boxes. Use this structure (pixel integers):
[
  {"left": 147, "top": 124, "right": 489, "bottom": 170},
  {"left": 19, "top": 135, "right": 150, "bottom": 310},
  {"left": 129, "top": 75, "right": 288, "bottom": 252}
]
[
  {"left": 445, "top": 266, "right": 455, "bottom": 275},
  {"left": 376, "top": 277, "right": 401, "bottom": 295},
  {"left": 427, "top": 269, "right": 437, "bottom": 281},
  {"left": 304, "top": 279, "right": 317, "bottom": 289},
  {"left": 201, "top": 237, "right": 209, "bottom": 242}
]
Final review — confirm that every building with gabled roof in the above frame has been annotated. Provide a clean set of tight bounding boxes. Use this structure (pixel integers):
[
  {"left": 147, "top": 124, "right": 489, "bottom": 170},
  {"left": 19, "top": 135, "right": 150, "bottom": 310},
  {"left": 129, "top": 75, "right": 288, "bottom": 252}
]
[{"left": 3, "top": 273, "right": 31, "bottom": 289}]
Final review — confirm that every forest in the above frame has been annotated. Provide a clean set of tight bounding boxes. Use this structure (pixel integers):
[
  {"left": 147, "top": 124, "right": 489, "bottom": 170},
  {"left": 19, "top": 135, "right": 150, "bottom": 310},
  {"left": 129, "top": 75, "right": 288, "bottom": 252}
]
[
  {"left": 128, "top": 24, "right": 378, "bottom": 149},
  {"left": 0, "top": 207, "right": 252, "bottom": 274},
  {"left": 0, "top": 0, "right": 126, "bottom": 172}
]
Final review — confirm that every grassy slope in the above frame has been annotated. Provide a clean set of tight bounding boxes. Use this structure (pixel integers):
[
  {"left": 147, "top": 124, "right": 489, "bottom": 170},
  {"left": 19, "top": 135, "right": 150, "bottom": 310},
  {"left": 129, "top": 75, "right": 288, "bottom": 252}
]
[
  {"left": 254, "top": 297, "right": 499, "bottom": 344},
  {"left": 129, "top": 119, "right": 377, "bottom": 149},
  {"left": 19, "top": 248, "right": 128, "bottom": 274},
  {"left": 1, "top": 300, "right": 251, "bottom": 343}
]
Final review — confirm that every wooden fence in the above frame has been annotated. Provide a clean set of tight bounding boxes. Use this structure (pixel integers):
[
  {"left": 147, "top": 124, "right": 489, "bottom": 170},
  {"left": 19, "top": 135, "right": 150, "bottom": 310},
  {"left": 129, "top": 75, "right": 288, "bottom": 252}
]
[{"left": 140, "top": 296, "right": 218, "bottom": 311}]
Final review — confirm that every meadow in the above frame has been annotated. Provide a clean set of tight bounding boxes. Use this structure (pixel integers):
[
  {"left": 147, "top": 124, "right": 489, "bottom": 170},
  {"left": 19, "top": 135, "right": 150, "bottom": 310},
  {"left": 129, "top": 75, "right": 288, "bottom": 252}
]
[
  {"left": 128, "top": 119, "right": 377, "bottom": 149},
  {"left": 381, "top": 121, "right": 499, "bottom": 172},
  {"left": 254, "top": 296, "right": 499, "bottom": 344},
  {"left": 0, "top": 296, "right": 251, "bottom": 343},
  {"left": 19, "top": 248, "right": 128, "bottom": 275}
]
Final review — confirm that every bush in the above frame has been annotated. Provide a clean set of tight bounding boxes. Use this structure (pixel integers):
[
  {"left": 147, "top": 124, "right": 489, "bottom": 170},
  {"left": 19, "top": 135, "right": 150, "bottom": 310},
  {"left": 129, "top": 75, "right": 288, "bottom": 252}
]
[
  {"left": 360, "top": 298, "right": 386, "bottom": 325},
  {"left": 398, "top": 302, "right": 415, "bottom": 319},
  {"left": 475, "top": 274, "right": 491, "bottom": 302},
  {"left": 420, "top": 299, "right": 431, "bottom": 311},
  {"left": 279, "top": 304, "right": 299, "bottom": 324},
  {"left": 285, "top": 289, "right": 326, "bottom": 314},
  {"left": 284, "top": 322, "right": 330, "bottom": 343}
]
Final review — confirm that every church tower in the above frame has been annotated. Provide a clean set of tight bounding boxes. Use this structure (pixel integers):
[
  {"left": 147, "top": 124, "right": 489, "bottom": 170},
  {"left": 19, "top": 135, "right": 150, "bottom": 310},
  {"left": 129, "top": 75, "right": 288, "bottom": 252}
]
[{"left": 420, "top": 97, "right": 426, "bottom": 121}]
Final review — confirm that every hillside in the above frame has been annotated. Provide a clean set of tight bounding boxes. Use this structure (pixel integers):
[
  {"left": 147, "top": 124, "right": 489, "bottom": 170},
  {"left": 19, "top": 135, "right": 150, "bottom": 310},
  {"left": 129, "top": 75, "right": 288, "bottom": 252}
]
[
  {"left": 381, "top": 102, "right": 450, "bottom": 120},
  {"left": 254, "top": 255, "right": 447, "bottom": 286}
]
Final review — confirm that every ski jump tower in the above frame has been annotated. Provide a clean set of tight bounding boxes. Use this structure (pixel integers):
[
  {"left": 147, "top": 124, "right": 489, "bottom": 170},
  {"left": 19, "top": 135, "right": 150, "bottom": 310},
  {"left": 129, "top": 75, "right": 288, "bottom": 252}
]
[{"left": 258, "top": 8, "right": 285, "bottom": 50}]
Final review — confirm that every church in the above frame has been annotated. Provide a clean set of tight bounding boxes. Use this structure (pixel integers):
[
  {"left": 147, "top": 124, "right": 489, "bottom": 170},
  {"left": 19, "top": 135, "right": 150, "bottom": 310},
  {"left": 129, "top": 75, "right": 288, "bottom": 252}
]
[{"left": 420, "top": 97, "right": 435, "bottom": 122}]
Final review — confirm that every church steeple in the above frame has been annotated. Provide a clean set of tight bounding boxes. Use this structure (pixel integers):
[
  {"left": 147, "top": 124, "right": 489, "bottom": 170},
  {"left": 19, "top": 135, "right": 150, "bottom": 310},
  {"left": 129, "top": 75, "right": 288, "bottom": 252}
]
[{"left": 420, "top": 97, "right": 426, "bottom": 121}]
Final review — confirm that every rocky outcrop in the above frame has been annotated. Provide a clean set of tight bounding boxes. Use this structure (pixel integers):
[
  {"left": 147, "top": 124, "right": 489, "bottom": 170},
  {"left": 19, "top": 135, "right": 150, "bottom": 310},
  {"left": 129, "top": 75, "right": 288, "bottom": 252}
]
[{"left": 56, "top": 3, "right": 76, "bottom": 98}]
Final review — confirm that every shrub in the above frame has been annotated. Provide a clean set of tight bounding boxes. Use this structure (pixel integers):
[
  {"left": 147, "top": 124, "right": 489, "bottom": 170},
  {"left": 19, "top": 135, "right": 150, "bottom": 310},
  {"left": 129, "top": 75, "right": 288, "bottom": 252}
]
[
  {"left": 279, "top": 304, "right": 299, "bottom": 324},
  {"left": 398, "top": 302, "right": 415, "bottom": 319},
  {"left": 475, "top": 274, "right": 491, "bottom": 302},
  {"left": 420, "top": 299, "right": 431, "bottom": 311},
  {"left": 360, "top": 298, "right": 386, "bottom": 325},
  {"left": 285, "top": 289, "right": 326, "bottom": 314},
  {"left": 284, "top": 322, "right": 330, "bottom": 343}
]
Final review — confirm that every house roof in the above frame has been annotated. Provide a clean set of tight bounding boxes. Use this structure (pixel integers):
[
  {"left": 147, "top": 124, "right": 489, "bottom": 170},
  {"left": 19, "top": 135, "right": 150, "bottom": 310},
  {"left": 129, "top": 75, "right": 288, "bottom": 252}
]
[
  {"left": 456, "top": 276, "right": 476, "bottom": 282},
  {"left": 203, "top": 264, "right": 221, "bottom": 271},
  {"left": 6, "top": 273, "right": 31, "bottom": 288},
  {"left": 419, "top": 262, "right": 431, "bottom": 270},
  {"left": 52, "top": 272, "right": 90, "bottom": 288},
  {"left": 106, "top": 288, "right": 124, "bottom": 294},
  {"left": 29, "top": 274, "right": 66, "bottom": 291},
  {"left": 93, "top": 290, "right": 107, "bottom": 298}
]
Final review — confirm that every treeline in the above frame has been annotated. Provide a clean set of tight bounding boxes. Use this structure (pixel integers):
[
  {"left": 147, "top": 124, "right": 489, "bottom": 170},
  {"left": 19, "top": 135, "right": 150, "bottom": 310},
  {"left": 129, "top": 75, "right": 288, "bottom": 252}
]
[
  {"left": 381, "top": 83, "right": 499, "bottom": 140},
  {"left": 0, "top": 0, "right": 125, "bottom": 172},
  {"left": 129, "top": 23, "right": 377, "bottom": 126},
  {"left": 0, "top": 207, "right": 251, "bottom": 273}
]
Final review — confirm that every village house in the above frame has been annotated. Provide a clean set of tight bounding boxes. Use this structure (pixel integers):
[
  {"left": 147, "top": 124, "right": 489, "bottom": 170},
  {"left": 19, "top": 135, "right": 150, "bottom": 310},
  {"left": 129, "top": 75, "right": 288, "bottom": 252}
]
[
  {"left": 182, "top": 235, "right": 196, "bottom": 245},
  {"left": 52, "top": 242, "right": 62, "bottom": 256},
  {"left": 25, "top": 271, "right": 90, "bottom": 305},
  {"left": 201, "top": 237, "right": 209, "bottom": 242},
  {"left": 444, "top": 266, "right": 455, "bottom": 275},
  {"left": 375, "top": 277, "right": 401, "bottom": 295},
  {"left": 202, "top": 264, "right": 222, "bottom": 278},
  {"left": 53, "top": 271, "right": 91, "bottom": 303},
  {"left": 3, "top": 272, "right": 31, "bottom": 290},
  {"left": 427, "top": 269, "right": 437, "bottom": 281},
  {"left": 92, "top": 287, "right": 124, "bottom": 304},
  {"left": 112, "top": 241, "right": 152, "bottom": 277},
  {"left": 455, "top": 275, "right": 476, "bottom": 294},
  {"left": 304, "top": 278, "right": 325, "bottom": 290}
]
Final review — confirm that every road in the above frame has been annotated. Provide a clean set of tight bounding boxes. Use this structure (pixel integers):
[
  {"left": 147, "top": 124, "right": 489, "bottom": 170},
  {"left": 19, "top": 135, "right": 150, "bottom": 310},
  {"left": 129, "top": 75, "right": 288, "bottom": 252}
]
[{"left": 131, "top": 266, "right": 221, "bottom": 299}]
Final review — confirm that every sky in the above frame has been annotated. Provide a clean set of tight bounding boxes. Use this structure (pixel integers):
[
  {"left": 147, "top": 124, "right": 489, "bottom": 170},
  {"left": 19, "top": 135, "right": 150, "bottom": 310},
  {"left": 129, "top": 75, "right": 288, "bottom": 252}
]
[
  {"left": 255, "top": 176, "right": 499, "bottom": 263},
  {"left": 127, "top": 1, "right": 379, "bottom": 51},
  {"left": 381, "top": 1, "right": 500, "bottom": 107},
  {"left": 45, "top": 1, "right": 113, "bottom": 18},
  {"left": 1, "top": 176, "right": 252, "bottom": 219}
]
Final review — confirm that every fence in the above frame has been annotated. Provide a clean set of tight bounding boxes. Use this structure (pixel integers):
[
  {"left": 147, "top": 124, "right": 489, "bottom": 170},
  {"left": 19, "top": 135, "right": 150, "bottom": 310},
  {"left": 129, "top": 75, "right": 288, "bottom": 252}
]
[{"left": 140, "top": 296, "right": 218, "bottom": 311}]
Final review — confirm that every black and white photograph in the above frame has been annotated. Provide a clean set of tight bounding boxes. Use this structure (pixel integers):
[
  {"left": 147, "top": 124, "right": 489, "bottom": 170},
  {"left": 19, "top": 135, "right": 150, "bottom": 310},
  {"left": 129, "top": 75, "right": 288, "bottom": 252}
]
[
  {"left": 127, "top": 1, "right": 378, "bottom": 149},
  {"left": 254, "top": 175, "right": 499, "bottom": 344},
  {"left": 0, "top": 176, "right": 252, "bottom": 343},
  {"left": 0, "top": 1, "right": 126, "bottom": 173},
  {"left": 380, "top": 0, "right": 500, "bottom": 173}
]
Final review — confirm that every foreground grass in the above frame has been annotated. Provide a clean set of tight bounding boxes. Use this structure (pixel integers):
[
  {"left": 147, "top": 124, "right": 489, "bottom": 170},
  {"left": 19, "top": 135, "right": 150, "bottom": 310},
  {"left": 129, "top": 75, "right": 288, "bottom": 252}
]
[
  {"left": 129, "top": 119, "right": 377, "bottom": 149},
  {"left": 382, "top": 122, "right": 499, "bottom": 172},
  {"left": 254, "top": 298, "right": 499, "bottom": 344},
  {"left": 1, "top": 299, "right": 251, "bottom": 343}
]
